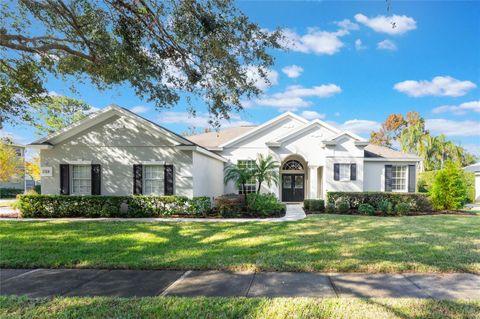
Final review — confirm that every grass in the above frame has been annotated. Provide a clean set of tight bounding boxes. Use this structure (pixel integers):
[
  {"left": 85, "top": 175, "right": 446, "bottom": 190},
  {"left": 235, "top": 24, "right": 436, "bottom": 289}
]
[
  {"left": 1, "top": 296, "right": 479, "bottom": 319},
  {"left": 0, "top": 214, "right": 479, "bottom": 273}
]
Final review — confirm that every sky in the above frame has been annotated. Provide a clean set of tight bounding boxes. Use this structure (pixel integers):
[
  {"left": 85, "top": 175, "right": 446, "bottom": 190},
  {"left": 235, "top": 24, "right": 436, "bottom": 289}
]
[{"left": 1, "top": 0, "right": 479, "bottom": 158}]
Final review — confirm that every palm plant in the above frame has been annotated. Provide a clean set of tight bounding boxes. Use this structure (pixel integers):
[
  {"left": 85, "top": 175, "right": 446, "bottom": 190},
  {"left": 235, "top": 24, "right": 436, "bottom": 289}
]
[
  {"left": 224, "top": 163, "right": 255, "bottom": 197},
  {"left": 253, "top": 154, "right": 279, "bottom": 193}
]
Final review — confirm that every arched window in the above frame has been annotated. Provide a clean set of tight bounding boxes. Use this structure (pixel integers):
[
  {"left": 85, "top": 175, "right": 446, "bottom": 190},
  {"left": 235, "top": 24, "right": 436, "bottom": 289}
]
[{"left": 282, "top": 160, "right": 304, "bottom": 171}]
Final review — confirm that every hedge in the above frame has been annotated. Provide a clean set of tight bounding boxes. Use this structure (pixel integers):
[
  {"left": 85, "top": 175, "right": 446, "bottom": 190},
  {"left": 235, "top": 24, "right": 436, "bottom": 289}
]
[
  {"left": 0, "top": 188, "right": 23, "bottom": 198},
  {"left": 246, "top": 193, "right": 286, "bottom": 217},
  {"left": 17, "top": 195, "right": 212, "bottom": 218},
  {"left": 326, "top": 192, "right": 433, "bottom": 212},
  {"left": 303, "top": 199, "right": 325, "bottom": 212}
]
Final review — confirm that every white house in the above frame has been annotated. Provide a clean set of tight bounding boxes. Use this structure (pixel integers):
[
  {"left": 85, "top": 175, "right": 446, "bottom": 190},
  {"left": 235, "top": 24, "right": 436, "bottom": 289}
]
[
  {"left": 30, "top": 105, "right": 421, "bottom": 202},
  {"left": 464, "top": 163, "right": 480, "bottom": 202}
]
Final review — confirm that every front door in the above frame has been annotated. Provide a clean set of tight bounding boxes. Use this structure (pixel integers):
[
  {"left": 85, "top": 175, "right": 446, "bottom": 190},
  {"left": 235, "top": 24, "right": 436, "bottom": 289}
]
[{"left": 282, "top": 174, "right": 304, "bottom": 202}]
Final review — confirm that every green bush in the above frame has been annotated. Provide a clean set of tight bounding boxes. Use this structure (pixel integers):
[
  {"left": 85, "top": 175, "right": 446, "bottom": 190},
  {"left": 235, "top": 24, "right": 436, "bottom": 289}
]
[
  {"left": 431, "top": 161, "right": 470, "bottom": 210},
  {"left": 395, "top": 202, "right": 410, "bottom": 215},
  {"left": 325, "top": 203, "right": 336, "bottom": 214},
  {"left": 335, "top": 199, "right": 350, "bottom": 214},
  {"left": 417, "top": 171, "right": 435, "bottom": 193},
  {"left": 17, "top": 195, "right": 212, "bottom": 218},
  {"left": 0, "top": 188, "right": 23, "bottom": 198},
  {"left": 358, "top": 203, "right": 375, "bottom": 216},
  {"left": 246, "top": 193, "right": 286, "bottom": 217},
  {"left": 213, "top": 194, "right": 244, "bottom": 217},
  {"left": 327, "top": 192, "right": 432, "bottom": 212},
  {"left": 304, "top": 199, "right": 325, "bottom": 213},
  {"left": 378, "top": 200, "right": 393, "bottom": 215}
]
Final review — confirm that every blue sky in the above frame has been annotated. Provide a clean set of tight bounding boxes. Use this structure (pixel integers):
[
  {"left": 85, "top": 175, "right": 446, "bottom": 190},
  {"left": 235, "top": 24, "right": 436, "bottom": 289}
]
[{"left": 2, "top": 0, "right": 479, "bottom": 157}]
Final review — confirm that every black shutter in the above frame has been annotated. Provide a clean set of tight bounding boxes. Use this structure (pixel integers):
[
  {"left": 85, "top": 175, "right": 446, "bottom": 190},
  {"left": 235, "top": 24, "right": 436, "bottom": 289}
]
[
  {"left": 133, "top": 164, "right": 143, "bottom": 195},
  {"left": 408, "top": 165, "right": 416, "bottom": 193},
  {"left": 333, "top": 164, "right": 340, "bottom": 181},
  {"left": 350, "top": 164, "right": 357, "bottom": 181},
  {"left": 385, "top": 165, "right": 392, "bottom": 192},
  {"left": 91, "top": 164, "right": 101, "bottom": 195},
  {"left": 60, "top": 164, "right": 70, "bottom": 195},
  {"left": 164, "top": 165, "right": 174, "bottom": 195}
]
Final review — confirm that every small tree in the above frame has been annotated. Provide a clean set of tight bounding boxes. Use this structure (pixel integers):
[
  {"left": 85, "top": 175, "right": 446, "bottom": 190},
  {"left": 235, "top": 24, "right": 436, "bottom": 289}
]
[
  {"left": 223, "top": 163, "right": 254, "bottom": 199},
  {"left": 431, "top": 161, "right": 469, "bottom": 210},
  {"left": 0, "top": 141, "right": 24, "bottom": 182},
  {"left": 253, "top": 154, "right": 279, "bottom": 193},
  {"left": 26, "top": 156, "right": 41, "bottom": 182}
]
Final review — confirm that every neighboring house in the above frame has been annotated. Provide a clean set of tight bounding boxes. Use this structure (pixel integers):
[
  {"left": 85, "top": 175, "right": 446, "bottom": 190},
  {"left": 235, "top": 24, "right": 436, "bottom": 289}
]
[
  {"left": 464, "top": 163, "right": 480, "bottom": 202},
  {"left": 0, "top": 143, "right": 26, "bottom": 190},
  {"left": 30, "top": 105, "right": 421, "bottom": 202}
]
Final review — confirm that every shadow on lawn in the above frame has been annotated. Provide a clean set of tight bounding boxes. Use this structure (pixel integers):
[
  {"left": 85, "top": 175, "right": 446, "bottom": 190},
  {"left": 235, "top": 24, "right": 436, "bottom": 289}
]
[
  {"left": 1, "top": 296, "right": 480, "bottom": 319},
  {"left": 0, "top": 215, "right": 479, "bottom": 273}
]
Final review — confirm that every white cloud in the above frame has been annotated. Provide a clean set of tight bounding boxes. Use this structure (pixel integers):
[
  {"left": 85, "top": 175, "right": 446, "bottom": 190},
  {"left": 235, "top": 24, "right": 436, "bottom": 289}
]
[
  {"left": 159, "top": 112, "right": 254, "bottom": 128},
  {"left": 463, "top": 144, "right": 480, "bottom": 157},
  {"left": 335, "top": 19, "right": 359, "bottom": 31},
  {"left": 355, "top": 39, "right": 366, "bottom": 50},
  {"left": 432, "top": 100, "right": 480, "bottom": 115},
  {"left": 394, "top": 76, "right": 477, "bottom": 97},
  {"left": 336, "top": 119, "right": 381, "bottom": 134},
  {"left": 377, "top": 39, "right": 397, "bottom": 51},
  {"left": 252, "top": 84, "right": 342, "bottom": 111},
  {"left": 130, "top": 105, "right": 150, "bottom": 114},
  {"left": 245, "top": 66, "right": 279, "bottom": 91},
  {"left": 281, "top": 28, "right": 347, "bottom": 55},
  {"left": 426, "top": 119, "right": 480, "bottom": 136},
  {"left": 282, "top": 65, "right": 304, "bottom": 78},
  {"left": 300, "top": 110, "right": 326, "bottom": 120},
  {"left": 354, "top": 13, "right": 417, "bottom": 35}
]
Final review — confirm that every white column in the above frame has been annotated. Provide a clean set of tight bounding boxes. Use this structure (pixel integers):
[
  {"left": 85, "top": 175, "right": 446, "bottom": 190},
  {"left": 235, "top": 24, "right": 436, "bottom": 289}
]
[{"left": 309, "top": 166, "right": 318, "bottom": 199}]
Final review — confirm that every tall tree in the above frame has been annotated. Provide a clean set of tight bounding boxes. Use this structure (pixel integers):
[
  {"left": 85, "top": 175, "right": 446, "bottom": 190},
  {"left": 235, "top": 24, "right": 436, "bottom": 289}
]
[
  {"left": 31, "top": 95, "right": 92, "bottom": 135},
  {"left": 370, "top": 113, "right": 406, "bottom": 147},
  {"left": 0, "top": 0, "right": 281, "bottom": 128},
  {"left": 26, "top": 156, "right": 41, "bottom": 181},
  {"left": 253, "top": 154, "right": 279, "bottom": 194}
]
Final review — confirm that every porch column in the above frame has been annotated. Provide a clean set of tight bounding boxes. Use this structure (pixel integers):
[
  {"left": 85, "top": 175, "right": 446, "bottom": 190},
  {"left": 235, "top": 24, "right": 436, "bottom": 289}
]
[{"left": 308, "top": 165, "right": 318, "bottom": 199}]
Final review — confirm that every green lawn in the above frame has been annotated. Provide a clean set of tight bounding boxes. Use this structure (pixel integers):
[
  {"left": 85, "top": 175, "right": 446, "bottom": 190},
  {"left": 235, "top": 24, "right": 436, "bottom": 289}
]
[
  {"left": 0, "top": 215, "right": 479, "bottom": 273},
  {"left": 1, "top": 296, "right": 479, "bottom": 319}
]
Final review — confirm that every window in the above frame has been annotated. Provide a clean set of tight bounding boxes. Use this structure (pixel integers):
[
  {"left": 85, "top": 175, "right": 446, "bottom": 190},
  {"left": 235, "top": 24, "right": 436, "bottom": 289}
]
[
  {"left": 237, "top": 160, "right": 256, "bottom": 194},
  {"left": 392, "top": 165, "right": 407, "bottom": 192},
  {"left": 71, "top": 165, "right": 91, "bottom": 195},
  {"left": 144, "top": 165, "right": 163, "bottom": 195},
  {"left": 339, "top": 164, "right": 350, "bottom": 181},
  {"left": 282, "top": 160, "right": 303, "bottom": 171}
]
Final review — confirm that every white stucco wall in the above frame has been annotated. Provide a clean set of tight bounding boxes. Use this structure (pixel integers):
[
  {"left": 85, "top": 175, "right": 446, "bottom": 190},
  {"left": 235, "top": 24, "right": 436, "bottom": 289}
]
[
  {"left": 192, "top": 151, "right": 224, "bottom": 198},
  {"left": 40, "top": 115, "right": 194, "bottom": 196},
  {"left": 363, "top": 161, "right": 418, "bottom": 192},
  {"left": 475, "top": 173, "right": 480, "bottom": 201}
]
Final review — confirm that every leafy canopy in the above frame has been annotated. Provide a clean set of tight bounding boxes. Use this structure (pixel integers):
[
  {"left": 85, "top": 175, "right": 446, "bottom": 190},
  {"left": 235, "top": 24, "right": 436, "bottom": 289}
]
[
  {"left": 0, "top": 139, "right": 24, "bottom": 182},
  {"left": 0, "top": 0, "right": 282, "bottom": 128}
]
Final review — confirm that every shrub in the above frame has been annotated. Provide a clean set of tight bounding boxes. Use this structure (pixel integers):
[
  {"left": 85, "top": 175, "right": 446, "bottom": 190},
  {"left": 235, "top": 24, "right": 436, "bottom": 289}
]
[
  {"left": 378, "top": 200, "right": 393, "bottom": 215},
  {"left": 417, "top": 171, "right": 436, "bottom": 193},
  {"left": 246, "top": 193, "right": 286, "bottom": 217},
  {"left": 395, "top": 202, "right": 410, "bottom": 215},
  {"left": 0, "top": 188, "right": 23, "bottom": 198},
  {"left": 304, "top": 199, "right": 325, "bottom": 213},
  {"left": 358, "top": 203, "right": 375, "bottom": 216},
  {"left": 17, "top": 195, "right": 212, "bottom": 218},
  {"left": 335, "top": 199, "right": 350, "bottom": 214},
  {"left": 214, "top": 194, "right": 244, "bottom": 217},
  {"left": 327, "top": 192, "right": 432, "bottom": 212},
  {"left": 431, "top": 161, "right": 469, "bottom": 210},
  {"left": 325, "top": 203, "right": 336, "bottom": 214}
]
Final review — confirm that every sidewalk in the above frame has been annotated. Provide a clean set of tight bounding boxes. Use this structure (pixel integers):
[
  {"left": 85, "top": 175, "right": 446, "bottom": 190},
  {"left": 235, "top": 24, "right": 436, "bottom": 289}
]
[
  {"left": 0, "top": 204, "right": 306, "bottom": 222},
  {"left": 1, "top": 268, "right": 478, "bottom": 299}
]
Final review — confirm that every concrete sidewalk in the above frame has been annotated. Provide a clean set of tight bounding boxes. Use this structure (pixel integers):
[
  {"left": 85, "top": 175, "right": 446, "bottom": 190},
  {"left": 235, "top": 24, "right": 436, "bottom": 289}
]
[{"left": 1, "top": 269, "right": 478, "bottom": 299}]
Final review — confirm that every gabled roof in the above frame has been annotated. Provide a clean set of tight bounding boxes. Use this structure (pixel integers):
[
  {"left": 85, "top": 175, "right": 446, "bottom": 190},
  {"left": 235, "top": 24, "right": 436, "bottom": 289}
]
[
  {"left": 364, "top": 144, "right": 421, "bottom": 160},
  {"left": 464, "top": 162, "right": 480, "bottom": 172},
  {"left": 218, "top": 112, "right": 308, "bottom": 148},
  {"left": 29, "top": 105, "right": 227, "bottom": 162},
  {"left": 267, "top": 119, "right": 340, "bottom": 146},
  {"left": 188, "top": 126, "right": 256, "bottom": 149},
  {"left": 30, "top": 104, "right": 196, "bottom": 147},
  {"left": 324, "top": 130, "right": 367, "bottom": 143}
]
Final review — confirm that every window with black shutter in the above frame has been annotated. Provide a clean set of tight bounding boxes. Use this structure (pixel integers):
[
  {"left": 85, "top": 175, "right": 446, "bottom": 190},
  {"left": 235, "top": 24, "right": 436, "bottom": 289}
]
[
  {"left": 350, "top": 164, "right": 357, "bottom": 181},
  {"left": 60, "top": 164, "right": 70, "bottom": 195},
  {"left": 333, "top": 163, "right": 340, "bottom": 181},
  {"left": 408, "top": 165, "right": 416, "bottom": 193},
  {"left": 385, "top": 165, "right": 393, "bottom": 192},
  {"left": 164, "top": 165, "right": 174, "bottom": 195},
  {"left": 133, "top": 164, "right": 143, "bottom": 195},
  {"left": 91, "top": 164, "right": 101, "bottom": 195}
]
